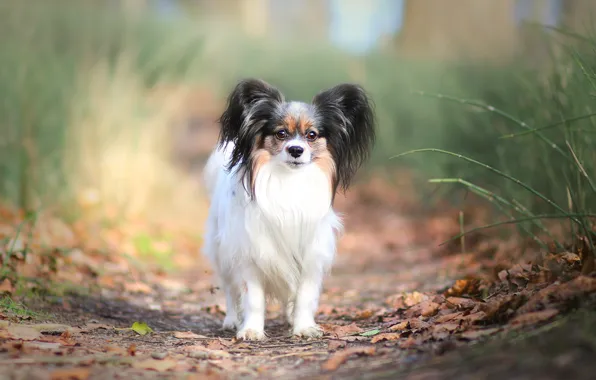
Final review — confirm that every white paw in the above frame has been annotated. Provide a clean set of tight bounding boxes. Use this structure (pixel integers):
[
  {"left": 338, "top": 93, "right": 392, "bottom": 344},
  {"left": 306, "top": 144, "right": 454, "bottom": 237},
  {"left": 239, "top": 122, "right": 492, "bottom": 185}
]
[
  {"left": 222, "top": 315, "right": 238, "bottom": 330},
  {"left": 236, "top": 328, "right": 266, "bottom": 341},
  {"left": 293, "top": 324, "right": 323, "bottom": 339}
]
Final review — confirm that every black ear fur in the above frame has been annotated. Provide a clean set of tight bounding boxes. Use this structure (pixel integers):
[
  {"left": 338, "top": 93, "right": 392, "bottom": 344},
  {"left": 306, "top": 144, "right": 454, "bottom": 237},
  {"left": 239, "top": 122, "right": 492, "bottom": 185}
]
[
  {"left": 218, "top": 79, "right": 284, "bottom": 172},
  {"left": 312, "top": 83, "right": 376, "bottom": 192}
]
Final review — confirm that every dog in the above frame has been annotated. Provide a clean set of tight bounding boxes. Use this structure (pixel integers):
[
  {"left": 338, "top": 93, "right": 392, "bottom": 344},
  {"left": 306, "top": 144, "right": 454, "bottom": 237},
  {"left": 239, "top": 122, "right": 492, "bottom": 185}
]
[{"left": 202, "top": 79, "right": 375, "bottom": 340}]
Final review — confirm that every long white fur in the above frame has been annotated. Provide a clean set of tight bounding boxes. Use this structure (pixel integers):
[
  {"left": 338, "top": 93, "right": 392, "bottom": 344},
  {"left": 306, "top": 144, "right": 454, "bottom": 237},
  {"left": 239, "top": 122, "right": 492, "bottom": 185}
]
[{"left": 202, "top": 142, "right": 342, "bottom": 340}]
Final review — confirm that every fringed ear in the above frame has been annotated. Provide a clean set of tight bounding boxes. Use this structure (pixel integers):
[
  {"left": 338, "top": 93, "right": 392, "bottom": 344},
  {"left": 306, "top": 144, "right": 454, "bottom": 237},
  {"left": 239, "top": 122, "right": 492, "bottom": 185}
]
[
  {"left": 312, "top": 83, "right": 375, "bottom": 192},
  {"left": 218, "top": 79, "right": 284, "bottom": 171}
]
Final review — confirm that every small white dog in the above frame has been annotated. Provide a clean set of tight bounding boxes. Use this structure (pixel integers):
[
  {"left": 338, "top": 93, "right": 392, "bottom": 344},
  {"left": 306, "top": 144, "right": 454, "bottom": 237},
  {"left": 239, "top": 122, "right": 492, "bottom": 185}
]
[{"left": 202, "top": 79, "right": 375, "bottom": 340}]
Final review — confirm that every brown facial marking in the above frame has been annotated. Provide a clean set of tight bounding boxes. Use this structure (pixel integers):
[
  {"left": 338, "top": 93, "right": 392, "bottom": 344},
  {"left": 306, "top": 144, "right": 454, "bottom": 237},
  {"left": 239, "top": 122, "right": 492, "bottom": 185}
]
[
  {"left": 283, "top": 115, "right": 315, "bottom": 136},
  {"left": 284, "top": 115, "right": 298, "bottom": 134},
  {"left": 250, "top": 148, "right": 271, "bottom": 194}
]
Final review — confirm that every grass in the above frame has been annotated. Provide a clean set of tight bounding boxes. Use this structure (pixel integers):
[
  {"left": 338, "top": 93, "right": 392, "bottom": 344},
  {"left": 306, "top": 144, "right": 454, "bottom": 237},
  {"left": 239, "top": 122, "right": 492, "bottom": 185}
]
[{"left": 0, "top": 296, "right": 45, "bottom": 320}]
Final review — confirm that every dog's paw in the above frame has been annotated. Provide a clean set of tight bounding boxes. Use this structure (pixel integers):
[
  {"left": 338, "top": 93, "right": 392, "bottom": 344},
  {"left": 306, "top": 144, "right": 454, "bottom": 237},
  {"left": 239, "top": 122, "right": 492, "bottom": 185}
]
[
  {"left": 222, "top": 315, "right": 238, "bottom": 331},
  {"left": 236, "top": 328, "right": 266, "bottom": 341},
  {"left": 293, "top": 324, "right": 323, "bottom": 339}
]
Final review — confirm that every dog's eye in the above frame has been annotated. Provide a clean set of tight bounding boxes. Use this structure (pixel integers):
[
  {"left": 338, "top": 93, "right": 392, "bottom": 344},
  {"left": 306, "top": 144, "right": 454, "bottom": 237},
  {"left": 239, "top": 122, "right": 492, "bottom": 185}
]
[
  {"left": 306, "top": 130, "right": 318, "bottom": 141},
  {"left": 275, "top": 130, "right": 288, "bottom": 140}
]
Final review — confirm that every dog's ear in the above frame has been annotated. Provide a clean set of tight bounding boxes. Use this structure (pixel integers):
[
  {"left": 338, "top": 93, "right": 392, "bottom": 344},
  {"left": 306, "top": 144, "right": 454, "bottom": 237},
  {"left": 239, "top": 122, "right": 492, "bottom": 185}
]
[
  {"left": 218, "top": 79, "right": 284, "bottom": 171},
  {"left": 312, "top": 83, "right": 375, "bottom": 192}
]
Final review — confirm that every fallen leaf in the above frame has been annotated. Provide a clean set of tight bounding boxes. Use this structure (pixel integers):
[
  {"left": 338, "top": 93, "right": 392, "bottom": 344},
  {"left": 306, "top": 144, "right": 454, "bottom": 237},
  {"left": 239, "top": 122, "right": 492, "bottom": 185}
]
[
  {"left": 50, "top": 368, "right": 90, "bottom": 380},
  {"left": 459, "top": 327, "right": 500, "bottom": 340},
  {"left": 321, "top": 323, "right": 363, "bottom": 338},
  {"left": 406, "top": 301, "right": 440, "bottom": 318},
  {"left": 360, "top": 329, "right": 380, "bottom": 337},
  {"left": 446, "top": 297, "right": 476, "bottom": 310},
  {"left": 131, "top": 322, "right": 153, "bottom": 336},
  {"left": 132, "top": 358, "right": 177, "bottom": 372},
  {"left": 444, "top": 278, "right": 480, "bottom": 297},
  {"left": 389, "top": 321, "right": 409, "bottom": 331},
  {"left": 128, "top": 344, "right": 137, "bottom": 356},
  {"left": 560, "top": 252, "right": 580, "bottom": 264},
  {"left": 322, "top": 347, "right": 375, "bottom": 371},
  {"left": 57, "top": 331, "right": 77, "bottom": 346},
  {"left": 435, "top": 312, "right": 465, "bottom": 323},
  {"left": 399, "top": 336, "right": 420, "bottom": 349},
  {"left": 174, "top": 331, "right": 208, "bottom": 339},
  {"left": 355, "top": 309, "right": 373, "bottom": 320},
  {"left": 0, "top": 278, "right": 14, "bottom": 294},
  {"left": 206, "top": 339, "right": 228, "bottom": 351},
  {"left": 510, "top": 309, "right": 559, "bottom": 327},
  {"left": 371, "top": 333, "right": 400, "bottom": 344},
  {"left": 328, "top": 340, "right": 346, "bottom": 351}
]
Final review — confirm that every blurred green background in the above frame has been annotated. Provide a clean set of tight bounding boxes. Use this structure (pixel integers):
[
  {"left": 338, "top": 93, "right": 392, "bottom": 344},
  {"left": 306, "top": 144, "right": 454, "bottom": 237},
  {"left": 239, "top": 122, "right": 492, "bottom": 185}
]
[{"left": 1, "top": 0, "right": 596, "bottom": 235}]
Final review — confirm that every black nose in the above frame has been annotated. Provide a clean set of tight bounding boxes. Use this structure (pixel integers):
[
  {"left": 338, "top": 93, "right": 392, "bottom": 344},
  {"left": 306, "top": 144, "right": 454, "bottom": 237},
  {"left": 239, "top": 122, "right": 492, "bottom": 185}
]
[{"left": 287, "top": 145, "right": 304, "bottom": 158}]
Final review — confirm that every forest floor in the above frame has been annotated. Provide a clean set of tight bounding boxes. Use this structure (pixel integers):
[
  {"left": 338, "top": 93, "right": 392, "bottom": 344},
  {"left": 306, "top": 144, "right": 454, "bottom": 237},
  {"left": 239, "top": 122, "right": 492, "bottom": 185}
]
[{"left": 1, "top": 169, "right": 596, "bottom": 380}]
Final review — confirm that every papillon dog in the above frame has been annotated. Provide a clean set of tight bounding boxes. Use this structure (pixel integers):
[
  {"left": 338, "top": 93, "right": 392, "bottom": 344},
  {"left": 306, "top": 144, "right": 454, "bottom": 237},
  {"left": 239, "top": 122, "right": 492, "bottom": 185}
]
[{"left": 202, "top": 79, "right": 375, "bottom": 340}]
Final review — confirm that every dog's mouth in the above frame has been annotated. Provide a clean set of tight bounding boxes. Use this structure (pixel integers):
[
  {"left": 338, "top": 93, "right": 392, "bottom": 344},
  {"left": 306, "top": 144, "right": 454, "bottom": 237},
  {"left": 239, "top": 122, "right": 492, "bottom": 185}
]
[{"left": 286, "top": 161, "right": 309, "bottom": 168}]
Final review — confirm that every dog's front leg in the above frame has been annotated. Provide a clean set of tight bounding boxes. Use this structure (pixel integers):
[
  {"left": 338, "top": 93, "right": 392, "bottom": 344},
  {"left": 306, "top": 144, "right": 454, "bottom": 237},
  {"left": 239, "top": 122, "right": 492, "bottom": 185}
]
[
  {"left": 236, "top": 269, "right": 266, "bottom": 340},
  {"left": 292, "top": 269, "right": 324, "bottom": 338}
]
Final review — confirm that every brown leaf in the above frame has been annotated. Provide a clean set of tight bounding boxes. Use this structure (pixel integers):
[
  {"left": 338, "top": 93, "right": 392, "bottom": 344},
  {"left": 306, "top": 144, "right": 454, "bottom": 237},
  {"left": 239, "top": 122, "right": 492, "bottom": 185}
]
[
  {"left": 405, "top": 301, "right": 440, "bottom": 318},
  {"left": 421, "top": 301, "right": 440, "bottom": 317},
  {"left": 465, "top": 311, "right": 487, "bottom": 324},
  {"left": 371, "top": 333, "right": 401, "bottom": 344},
  {"left": 560, "top": 252, "right": 580, "bottom": 264},
  {"left": 57, "top": 331, "right": 77, "bottom": 346},
  {"left": 459, "top": 327, "right": 500, "bottom": 340},
  {"left": 173, "top": 331, "right": 209, "bottom": 339},
  {"left": 50, "top": 368, "right": 90, "bottom": 380},
  {"left": 444, "top": 278, "right": 480, "bottom": 297},
  {"left": 128, "top": 344, "right": 137, "bottom": 356},
  {"left": 445, "top": 297, "right": 476, "bottom": 310},
  {"left": 321, "top": 347, "right": 375, "bottom": 371},
  {"left": 399, "top": 336, "right": 420, "bottom": 349},
  {"left": 327, "top": 340, "right": 346, "bottom": 351},
  {"left": 510, "top": 309, "right": 559, "bottom": 327},
  {"left": 355, "top": 309, "right": 373, "bottom": 320},
  {"left": 0, "top": 278, "right": 14, "bottom": 294},
  {"left": 435, "top": 312, "right": 465, "bottom": 324},
  {"left": 388, "top": 321, "right": 409, "bottom": 331},
  {"left": 320, "top": 323, "right": 363, "bottom": 338},
  {"left": 206, "top": 339, "right": 228, "bottom": 351},
  {"left": 132, "top": 358, "right": 178, "bottom": 372}
]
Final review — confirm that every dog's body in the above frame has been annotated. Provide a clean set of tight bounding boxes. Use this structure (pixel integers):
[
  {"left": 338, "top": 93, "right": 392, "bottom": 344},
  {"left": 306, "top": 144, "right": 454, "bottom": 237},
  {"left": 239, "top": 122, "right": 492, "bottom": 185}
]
[{"left": 202, "top": 79, "right": 374, "bottom": 340}]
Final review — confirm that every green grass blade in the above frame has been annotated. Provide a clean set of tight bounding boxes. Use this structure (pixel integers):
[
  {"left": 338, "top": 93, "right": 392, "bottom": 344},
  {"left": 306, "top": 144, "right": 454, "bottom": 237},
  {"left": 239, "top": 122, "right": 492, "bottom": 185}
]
[
  {"left": 442, "top": 213, "right": 596, "bottom": 246},
  {"left": 413, "top": 91, "right": 573, "bottom": 162},
  {"left": 500, "top": 113, "right": 596, "bottom": 139},
  {"left": 391, "top": 149, "right": 578, "bottom": 224}
]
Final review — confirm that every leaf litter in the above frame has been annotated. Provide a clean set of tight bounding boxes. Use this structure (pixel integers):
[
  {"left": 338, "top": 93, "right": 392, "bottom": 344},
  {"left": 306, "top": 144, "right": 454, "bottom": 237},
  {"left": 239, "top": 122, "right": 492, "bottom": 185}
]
[{"left": 0, "top": 173, "right": 595, "bottom": 378}]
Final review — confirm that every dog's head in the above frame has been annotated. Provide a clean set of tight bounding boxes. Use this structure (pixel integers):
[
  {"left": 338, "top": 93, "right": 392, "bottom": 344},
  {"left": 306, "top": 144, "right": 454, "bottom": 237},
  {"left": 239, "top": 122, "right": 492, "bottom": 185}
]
[{"left": 218, "top": 79, "right": 375, "bottom": 198}]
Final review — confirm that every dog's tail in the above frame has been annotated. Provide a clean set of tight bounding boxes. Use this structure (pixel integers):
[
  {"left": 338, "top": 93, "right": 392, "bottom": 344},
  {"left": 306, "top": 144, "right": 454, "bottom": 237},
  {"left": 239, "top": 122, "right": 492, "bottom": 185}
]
[{"left": 203, "top": 142, "right": 234, "bottom": 199}]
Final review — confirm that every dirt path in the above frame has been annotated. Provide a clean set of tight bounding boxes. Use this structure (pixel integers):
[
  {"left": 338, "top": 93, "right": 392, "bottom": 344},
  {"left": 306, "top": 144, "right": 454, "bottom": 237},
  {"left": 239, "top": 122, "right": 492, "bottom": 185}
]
[{"left": 2, "top": 181, "right": 596, "bottom": 379}]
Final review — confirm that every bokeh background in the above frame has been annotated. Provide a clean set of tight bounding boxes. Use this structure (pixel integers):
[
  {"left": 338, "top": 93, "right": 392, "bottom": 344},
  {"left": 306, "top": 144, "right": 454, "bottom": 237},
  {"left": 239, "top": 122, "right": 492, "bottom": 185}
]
[{"left": 2, "top": 0, "right": 596, "bottom": 256}]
